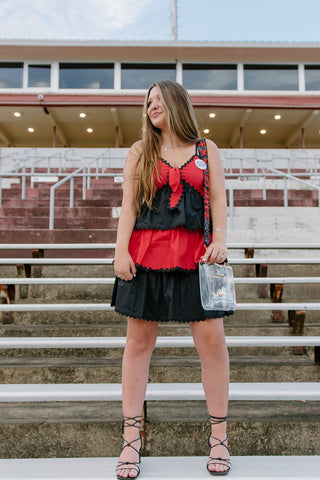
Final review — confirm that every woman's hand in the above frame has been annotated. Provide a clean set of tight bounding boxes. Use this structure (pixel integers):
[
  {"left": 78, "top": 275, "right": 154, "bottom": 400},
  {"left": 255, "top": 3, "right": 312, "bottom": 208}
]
[
  {"left": 114, "top": 251, "right": 137, "bottom": 281},
  {"left": 201, "top": 241, "right": 228, "bottom": 264}
]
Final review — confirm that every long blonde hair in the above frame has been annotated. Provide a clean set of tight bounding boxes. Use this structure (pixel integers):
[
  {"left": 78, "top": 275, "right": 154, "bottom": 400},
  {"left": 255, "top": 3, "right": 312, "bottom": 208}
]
[{"left": 135, "top": 80, "right": 201, "bottom": 215}]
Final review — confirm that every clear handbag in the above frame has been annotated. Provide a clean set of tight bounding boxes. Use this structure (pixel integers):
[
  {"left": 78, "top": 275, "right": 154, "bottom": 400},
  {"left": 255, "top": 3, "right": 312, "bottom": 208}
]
[{"left": 199, "top": 262, "right": 236, "bottom": 311}]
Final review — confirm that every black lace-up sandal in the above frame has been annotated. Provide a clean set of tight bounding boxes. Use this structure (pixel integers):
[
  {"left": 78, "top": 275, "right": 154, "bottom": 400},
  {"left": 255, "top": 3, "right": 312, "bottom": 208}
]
[
  {"left": 116, "top": 415, "right": 142, "bottom": 480},
  {"left": 204, "top": 415, "right": 231, "bottom": 476}
]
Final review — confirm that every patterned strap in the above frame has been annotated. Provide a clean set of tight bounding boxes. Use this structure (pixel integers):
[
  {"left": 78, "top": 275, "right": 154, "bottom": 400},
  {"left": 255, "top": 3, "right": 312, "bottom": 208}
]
[{"left": 197, "top": 139, "right": 210, "bottom": 247}]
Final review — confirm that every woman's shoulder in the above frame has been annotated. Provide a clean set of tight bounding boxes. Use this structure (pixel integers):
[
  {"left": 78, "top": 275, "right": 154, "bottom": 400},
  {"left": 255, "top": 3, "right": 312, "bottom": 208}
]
[
  {"left": 129, "top": 140, "right": 143, "bottom": 156},
  {"left": 204, "top": 138, "right": 218, "bottom": 152},
  {"left": 201, "top": 138, "right": 223, "bottom": 169},
  {"left": 203, "top": 138, "right": 221, "bottom": 159},
  {"left": 125, "top": 140, "right": 143, "bottom": 168}
]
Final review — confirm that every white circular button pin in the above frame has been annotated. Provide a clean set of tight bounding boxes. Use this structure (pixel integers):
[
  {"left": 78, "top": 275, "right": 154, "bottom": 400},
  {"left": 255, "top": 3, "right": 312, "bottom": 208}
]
[{"left": 195, "top": 159, "right": 207, "bottom": 170}]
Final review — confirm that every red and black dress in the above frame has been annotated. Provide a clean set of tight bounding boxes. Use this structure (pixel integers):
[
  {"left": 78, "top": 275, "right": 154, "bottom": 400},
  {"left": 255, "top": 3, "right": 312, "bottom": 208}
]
[{"left": 111, "top": 141, "right": 233, "bottom": 322}]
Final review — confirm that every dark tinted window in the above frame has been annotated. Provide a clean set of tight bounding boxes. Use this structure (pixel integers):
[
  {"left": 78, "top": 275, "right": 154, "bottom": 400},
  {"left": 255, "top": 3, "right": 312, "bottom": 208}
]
[
  {"left": 59, "top": 63, "right": 114, "bottom": 89},
  {"left": 183, "top": 64, "right": 237, "bottom": 90},
  {"left": 28, "top": 65, "right": 51, "bottom": 87},
  {"left": 305, "top": 66, "right": 320, "bottom": 91},
  {"left": 244, "top": 65, "right": 298, "bottom": 90},
  {"left": 121, "top": 64, "right": 176, "bottom": 89},
  {"left": 0, "top": 62, "right": 23, "bottom": 88}
]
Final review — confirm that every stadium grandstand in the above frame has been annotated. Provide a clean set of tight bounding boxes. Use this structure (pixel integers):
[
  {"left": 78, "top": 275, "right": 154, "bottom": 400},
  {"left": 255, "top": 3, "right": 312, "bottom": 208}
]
[
  {"left": 0, "top": 39, "right": 320, "bottom": 149},
  {"left": 0, "top": 35, "right": 319, "bottom": 479}
]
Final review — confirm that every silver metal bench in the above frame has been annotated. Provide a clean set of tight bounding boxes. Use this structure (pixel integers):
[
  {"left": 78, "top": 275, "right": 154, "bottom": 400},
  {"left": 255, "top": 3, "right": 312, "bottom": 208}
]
[
  {"left": 0, "top": 455, "right": 319, "bottom": 480},
  {"left": 0, "top": 382, "right": 319, "bottom": 403}
]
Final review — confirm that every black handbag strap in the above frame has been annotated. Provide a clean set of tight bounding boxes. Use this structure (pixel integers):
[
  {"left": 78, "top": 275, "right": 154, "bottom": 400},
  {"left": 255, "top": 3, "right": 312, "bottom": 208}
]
[{"left": 197, "top": 139, "right": 210, "bottom": 247}]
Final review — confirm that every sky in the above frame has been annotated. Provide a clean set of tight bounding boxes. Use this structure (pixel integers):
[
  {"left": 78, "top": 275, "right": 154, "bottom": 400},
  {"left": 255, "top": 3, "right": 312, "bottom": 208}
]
[{"left": 0, "top": 0, "right": 320, "bottom": 42}]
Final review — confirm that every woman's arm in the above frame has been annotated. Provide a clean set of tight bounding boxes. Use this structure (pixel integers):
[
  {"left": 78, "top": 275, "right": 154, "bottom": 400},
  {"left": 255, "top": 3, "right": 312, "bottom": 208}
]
[
  {"left": 114, "top": 141, "right": 142, "bottom": 281},
  {"left": 201, "top": 139, "right": 228, "bottom": 264}
]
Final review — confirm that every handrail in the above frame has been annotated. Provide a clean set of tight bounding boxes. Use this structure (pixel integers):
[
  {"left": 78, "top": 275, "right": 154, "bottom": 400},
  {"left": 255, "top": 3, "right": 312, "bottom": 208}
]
[
  {"left": 1, "top": 382, "right": 319, "bottom": 403},
  {"left": 0, "top": 242, "right": 319, "bottom": 249},
  {"left": 1, "top": 257, "right": 320, "bottom": 265},
  {"left": 0, "top": 276, "right": 319, "bottom": 285},
  {"left": 0, "top": 336, "right": 319, "bottom": 349},
  {"left": 48, "top": 161, "right": 122, "bottom": 229},
  {"left": 1, "top": 149, "right": 320, "bottom": 222},
  {"left": 49, "top": 166, "right": 83, "bottom": 229},
  {"left": 221, "top": 148, "right": 320, "bottom": 174},
  {"left": 0, "top": 149, "right": 125, "bottom": 207},
  {"left": 0, "top": 302, "right": 320, "bottom": 312},
  {"left": 225, "top": 172, "right": 320, "bottom": 179},
  {"left": 226, "top": 156, "right": 320, "bottom": 226},
  {"left": 249, "top": 159, "right": 320, "bottom": 199}
]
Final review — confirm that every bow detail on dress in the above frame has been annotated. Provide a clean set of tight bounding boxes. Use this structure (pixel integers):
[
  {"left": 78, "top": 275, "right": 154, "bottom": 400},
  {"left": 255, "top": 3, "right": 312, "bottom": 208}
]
[{"left": 168, "top": 167, "right": 184, "bottom": 209}]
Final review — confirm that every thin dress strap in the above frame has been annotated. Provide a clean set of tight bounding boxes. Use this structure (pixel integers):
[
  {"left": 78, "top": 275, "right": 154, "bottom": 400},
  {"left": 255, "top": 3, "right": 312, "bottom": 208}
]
[{"left": 197, "top": 139, "right": 210, "bottom": 247}]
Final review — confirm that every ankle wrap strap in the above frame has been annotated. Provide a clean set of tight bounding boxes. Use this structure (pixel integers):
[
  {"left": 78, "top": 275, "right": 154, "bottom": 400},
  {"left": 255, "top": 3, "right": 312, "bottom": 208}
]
[
  {"left": 203, "top": 414, "right": 228, "bottom": 430},
  {"left": 122, "top": 415, "right": 142, "bottom": 432}
]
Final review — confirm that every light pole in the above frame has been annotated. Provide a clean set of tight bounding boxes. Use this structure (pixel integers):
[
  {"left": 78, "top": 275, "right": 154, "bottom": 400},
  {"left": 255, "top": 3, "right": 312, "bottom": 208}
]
[{"left": 171, "top": 0, "right": 177, "bottom": 41}]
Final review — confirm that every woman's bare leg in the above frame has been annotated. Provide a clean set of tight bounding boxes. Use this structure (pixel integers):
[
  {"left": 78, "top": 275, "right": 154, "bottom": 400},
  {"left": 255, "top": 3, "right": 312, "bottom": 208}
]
[
  {"left": 189, "top": 318, "right": 230, "bottom": 474},
  {"left": 117, "top": 317, "right": 158, "bottom": 479}
]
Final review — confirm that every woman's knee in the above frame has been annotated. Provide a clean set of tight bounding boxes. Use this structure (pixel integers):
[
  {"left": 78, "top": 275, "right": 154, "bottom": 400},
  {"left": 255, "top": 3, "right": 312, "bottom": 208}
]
[
  {"left": 190, "top": 318, "right": 227, "bottom": 354},
  {"left": 125, "top": 318, "right": 158, "bottom": 355}
]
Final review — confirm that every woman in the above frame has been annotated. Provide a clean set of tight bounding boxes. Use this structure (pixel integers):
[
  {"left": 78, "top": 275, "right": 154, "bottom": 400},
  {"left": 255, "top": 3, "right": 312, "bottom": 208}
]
[{"left": 112, "top": 80, "right": 232, "bottom": 478}]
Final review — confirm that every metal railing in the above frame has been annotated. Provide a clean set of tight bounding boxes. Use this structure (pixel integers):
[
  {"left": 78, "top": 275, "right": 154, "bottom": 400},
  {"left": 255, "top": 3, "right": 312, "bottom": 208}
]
[
  {"left": 226, "top": 158, "right": 320, "bottom": 227},
  {"left": 0, "top": 242, "right": 319, "bottom": 250},
  {"left": 1, "top": 257, "right": 320, "bottom": 265},
  {"left": 0, "top": 244, "right": 319, "bottom": 362},
  {"left": 48, "top": 170, "right": 123, "bottom": 229},
  {"left": 221, "top": 149, "right": 320, "bottom": 174},
  {"left": 0, "top": 149, "right": 127, "bottom": 210},
  {"left": 1, "top": 148, "right": 320, "bottom": 229},
  {"left": 0, "top": 336, "right": 319, "bottom": 349}
]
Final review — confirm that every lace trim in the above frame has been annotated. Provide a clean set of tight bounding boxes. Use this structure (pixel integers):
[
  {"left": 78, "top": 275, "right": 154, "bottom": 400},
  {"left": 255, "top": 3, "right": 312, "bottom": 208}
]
[
  {"left": 135, "top": 263, "right": 198, "bottom": 273},
  {"left": 159, "top": 153, "right": 197, "bottom": 171},
  {"left": 113, "top": 306, "right": 233, "bottom": 322},
  {"left": 183, "top": 179, "right": 203, "bottom": 196}
]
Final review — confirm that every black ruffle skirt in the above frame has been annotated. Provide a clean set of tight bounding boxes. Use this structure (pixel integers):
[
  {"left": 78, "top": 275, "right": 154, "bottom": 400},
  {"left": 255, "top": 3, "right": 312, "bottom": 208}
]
[{"left": 111, "top": 268, "right": 234, "bottom": 323}]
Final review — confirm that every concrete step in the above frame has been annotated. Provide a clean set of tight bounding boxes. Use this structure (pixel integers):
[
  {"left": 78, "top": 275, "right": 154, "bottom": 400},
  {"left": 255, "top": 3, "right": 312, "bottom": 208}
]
[
  {"left": 0, "top": 401, "right": 319, "bottom": 458},
  {"left": 2, "top": 261, "right": 319, "bottom": 277},
  {"left": 227, "top": 189, "right": 319, "bottom": 207},
  {"left": 0, "top": 207, "right": 113, "bottom": 218},
  {"left": 1, "top": 306, "right": 318, "bottom": 326},
  {"left": 227, "top": 207, "right": 320, "bottom": 242},
  {"left": 0, "top": 229, "right": 117, "bottom": 243},
  {"left": 0, "top": 336, "right": 317, "bottom": 357},
  {"left": 229, "top": 198, "right": 318, "bottom": 207},
  {"left": 0, "top": 249, "right": 114, "bottom": 259},
  {"left": 1, "top": 455, "right": 320, "bottom": 479},
  {"left": 1, "top": 188, "right": 122, "bottom": 203},
  {"left": 0, "top": 321, "right": 319, "bottom": 339},
  {"left": 1, "top": 197, "right": 122, "bottom": 208},
  {"left": 0, "top": 217, "right": 118, "bottom": 229},
  {"left": 0, "top": 355, "right": 317, "bottom": 384},
  {"left": 9, "top": 281, "right": 319, "bottom": 303},
  {"left": 229, "top": 189, "right": 318, "bottom": 199},
  {"left": 2, "top": 185, "right": 318, "bottom": 209},
  {"left": 25, "top": 187, "right": 122, "bottom": 199}
]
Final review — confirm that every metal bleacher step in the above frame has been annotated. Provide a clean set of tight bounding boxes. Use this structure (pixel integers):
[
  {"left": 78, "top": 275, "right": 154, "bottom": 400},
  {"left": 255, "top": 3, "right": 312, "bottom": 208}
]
[
  {"left": 0, "top": 400, "right": 319, "bottom": 458},
  {"left": 8, "top": 281, "right": 320, "bottom": 304},
  {"left": 1, "top": 305, "right": 319, "bottom": 327},
  {"left": 1, "top": 321, "right": 319, "bottom": 339},
  {"left": 0, "top": 243, "right": 319, "bottom": 462},
  {"left": 1, "top": 382, "right": 318, "bottom": 457},
  {"left": 1, "top": 382, "right": 319, "bottom": 402},
  {"left": 1, "top": 309, "right": 317, "bottom": 334},
  {"left": 0, "top": 229, "right": 117, "bottom": 244},
  {"left": 0, "top": 355, "right": 318, "bottom": 384},
  {"left": 0, "top": 455, "right": 319, "bottom": 479}
]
